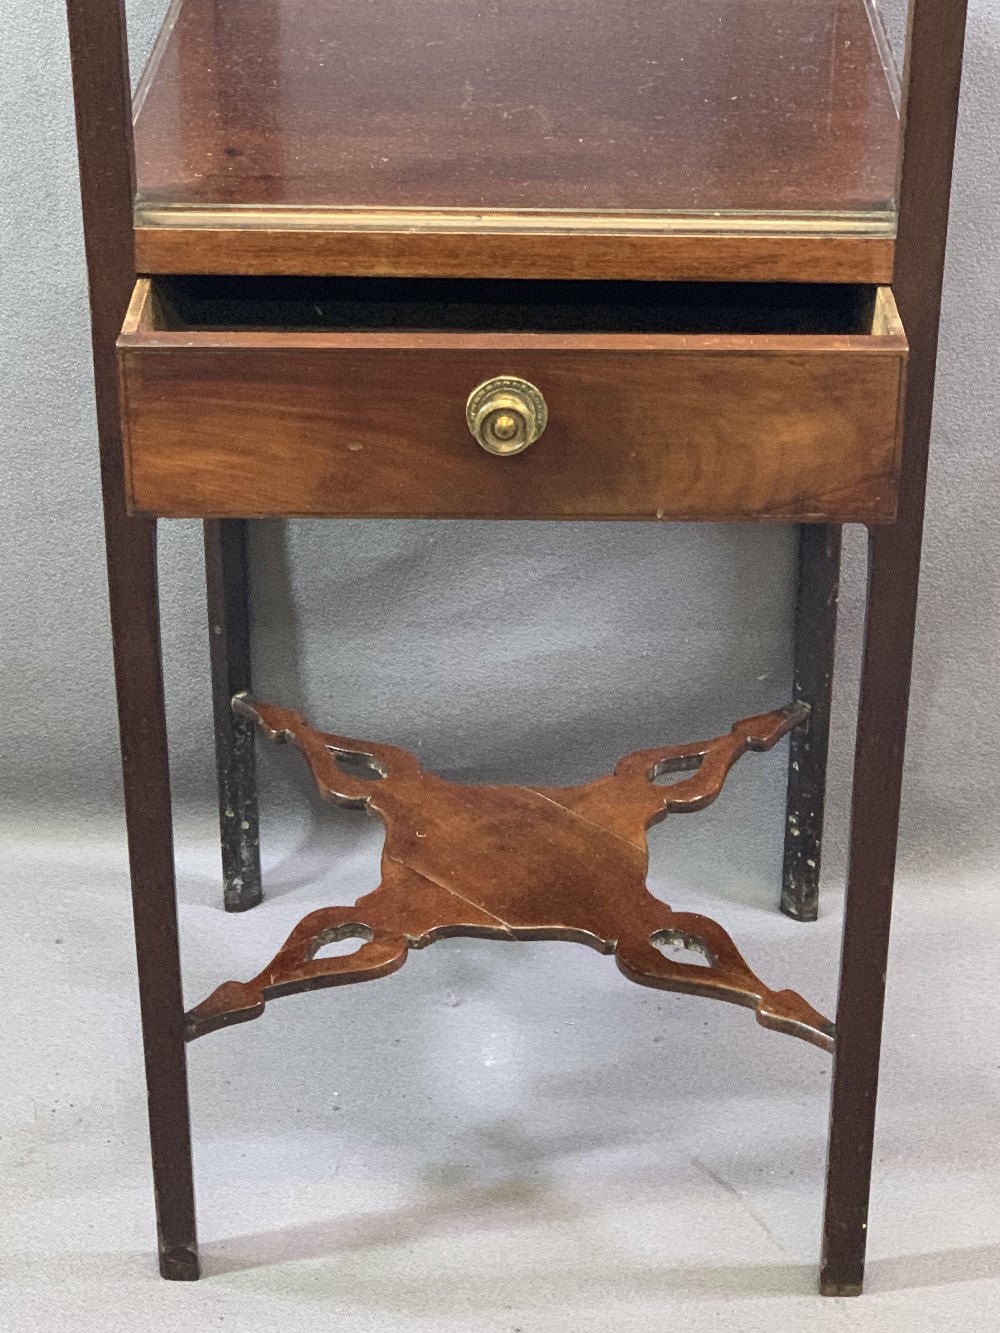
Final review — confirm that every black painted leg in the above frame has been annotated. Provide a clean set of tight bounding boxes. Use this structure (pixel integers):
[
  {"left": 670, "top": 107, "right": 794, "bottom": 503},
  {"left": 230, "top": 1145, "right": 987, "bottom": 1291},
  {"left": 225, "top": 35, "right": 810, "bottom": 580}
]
[
  {"left": 782, "top": 524, "right": 842, "bottom": 921},
  {"left": 205, "top": 520, "right": 262, "bottom": 912}
]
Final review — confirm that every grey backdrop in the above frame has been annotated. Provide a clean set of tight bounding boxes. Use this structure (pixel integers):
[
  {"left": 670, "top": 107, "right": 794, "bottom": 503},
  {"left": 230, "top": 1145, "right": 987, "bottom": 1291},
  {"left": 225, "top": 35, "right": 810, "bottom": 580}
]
[
  {"left": 4, "top": 3, "right": 1000, "bottom": 1328},
  {"left": 1, "top": 0, "right": 997, "bottom": 884}
]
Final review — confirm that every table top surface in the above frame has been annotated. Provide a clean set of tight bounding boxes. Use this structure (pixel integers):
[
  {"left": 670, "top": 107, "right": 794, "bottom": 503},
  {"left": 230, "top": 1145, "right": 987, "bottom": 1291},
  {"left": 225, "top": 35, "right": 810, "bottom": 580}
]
[{"left": 134, "top": 0, "right": 900, "bottom": 239}]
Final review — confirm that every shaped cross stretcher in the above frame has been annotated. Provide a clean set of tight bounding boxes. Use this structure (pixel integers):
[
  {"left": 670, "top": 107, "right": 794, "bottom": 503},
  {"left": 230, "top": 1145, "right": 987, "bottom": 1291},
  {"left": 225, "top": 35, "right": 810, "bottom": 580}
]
[{"left": 186, "top": 698, "right": 835, "bottom": 1051}]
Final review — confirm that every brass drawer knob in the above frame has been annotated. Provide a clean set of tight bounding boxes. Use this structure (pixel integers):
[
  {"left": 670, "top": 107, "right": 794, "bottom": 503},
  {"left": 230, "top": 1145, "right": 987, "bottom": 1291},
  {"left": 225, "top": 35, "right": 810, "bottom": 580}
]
[{"left": 466, "top": 376, "right": 548, "bottom": 456}]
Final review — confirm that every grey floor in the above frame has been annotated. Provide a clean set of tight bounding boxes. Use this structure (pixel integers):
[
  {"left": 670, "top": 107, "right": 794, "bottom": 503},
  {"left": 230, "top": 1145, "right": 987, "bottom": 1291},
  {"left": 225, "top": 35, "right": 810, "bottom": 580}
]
[{"left": 6, "top": 806, "right": 1000, "bottom": 1332}]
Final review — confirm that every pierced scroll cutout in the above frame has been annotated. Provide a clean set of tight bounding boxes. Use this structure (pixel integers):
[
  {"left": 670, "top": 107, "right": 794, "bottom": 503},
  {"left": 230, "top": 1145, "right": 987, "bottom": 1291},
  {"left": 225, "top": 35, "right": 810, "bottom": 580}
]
[
  {"left": 650, "top": 929, "right": 713, "bottom": 967},
  {"left": 314, "top": 926, "right": 374, "bottom": 959},
  {"left": 333, "top": 750, "right": 385, "bottom": 782},
  {"left": 186, "top": 698, "right": 834, "bottom": 1053}
]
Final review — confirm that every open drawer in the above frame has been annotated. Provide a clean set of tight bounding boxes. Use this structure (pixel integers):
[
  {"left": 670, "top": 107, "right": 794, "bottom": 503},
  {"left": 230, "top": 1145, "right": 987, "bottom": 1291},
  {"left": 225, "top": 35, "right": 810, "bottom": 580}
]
[{"left": 118, "top": 277, "right": 906, "bottom": 523}]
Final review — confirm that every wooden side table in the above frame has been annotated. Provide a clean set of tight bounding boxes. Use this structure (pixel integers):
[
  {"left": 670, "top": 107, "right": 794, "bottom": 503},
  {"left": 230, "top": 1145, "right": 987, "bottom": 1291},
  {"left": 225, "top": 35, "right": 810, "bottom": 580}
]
[{"left": 65, "top": 0, "right": 968, "bottom": 1295}]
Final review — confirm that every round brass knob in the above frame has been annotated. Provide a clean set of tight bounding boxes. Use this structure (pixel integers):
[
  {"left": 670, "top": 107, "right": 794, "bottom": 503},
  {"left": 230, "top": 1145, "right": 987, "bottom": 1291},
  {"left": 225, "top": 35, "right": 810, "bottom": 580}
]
[{"left": 466, "top": 377, "right": 548, "bottom": 456}]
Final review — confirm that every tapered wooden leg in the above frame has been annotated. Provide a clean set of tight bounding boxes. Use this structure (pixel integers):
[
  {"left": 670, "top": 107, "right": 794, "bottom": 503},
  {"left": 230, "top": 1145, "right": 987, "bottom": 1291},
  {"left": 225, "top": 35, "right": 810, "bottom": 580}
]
[
  {"left": 205, "top": 520, "right": 262, "bottom": 912},
  {"left": 111, "top": 516, "right": 200, "bottom": 1280},
  {"left": 820, "top": 0, "right": 968, "bottom": 1293},
  {"left": 781, "top": 524, "right": 841, "bottom": 921},
  {"left": 65, "top": 0, "right": 200, "bottom": 1277},
  {"left": 820, "top": 526, "right": 912, "bottom": 1296}
]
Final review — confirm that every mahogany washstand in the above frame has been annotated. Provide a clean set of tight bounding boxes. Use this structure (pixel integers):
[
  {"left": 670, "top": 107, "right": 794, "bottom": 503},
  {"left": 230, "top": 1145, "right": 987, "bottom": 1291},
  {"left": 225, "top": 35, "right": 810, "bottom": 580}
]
[{"left": 66, "top": 0, "right": 968, "bottom": 1295}]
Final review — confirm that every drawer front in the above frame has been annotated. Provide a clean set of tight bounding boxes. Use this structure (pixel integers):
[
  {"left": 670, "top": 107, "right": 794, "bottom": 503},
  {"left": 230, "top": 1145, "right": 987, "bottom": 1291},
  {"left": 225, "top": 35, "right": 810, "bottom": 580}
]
[{"left": 119, "top": 286, "right": 906, "bottom": 524}]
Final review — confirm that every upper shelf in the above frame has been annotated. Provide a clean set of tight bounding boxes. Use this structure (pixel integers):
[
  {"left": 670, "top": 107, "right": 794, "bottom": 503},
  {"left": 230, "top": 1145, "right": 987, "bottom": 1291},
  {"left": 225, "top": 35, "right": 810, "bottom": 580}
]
[{"left": 132, "top": 0, "right": 901, "bottom": 282}]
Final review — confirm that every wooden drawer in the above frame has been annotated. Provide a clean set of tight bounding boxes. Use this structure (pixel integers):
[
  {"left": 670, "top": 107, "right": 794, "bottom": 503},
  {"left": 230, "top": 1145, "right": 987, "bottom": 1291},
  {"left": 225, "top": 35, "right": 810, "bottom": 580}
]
[{"left": 118, "top": 277, "right": 906, "bottom": 523}]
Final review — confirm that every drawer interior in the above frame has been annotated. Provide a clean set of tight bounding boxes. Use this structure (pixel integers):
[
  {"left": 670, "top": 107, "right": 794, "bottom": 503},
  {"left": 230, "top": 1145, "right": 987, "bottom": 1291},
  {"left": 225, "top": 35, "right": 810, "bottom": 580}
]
[
  {"left": 147, "top": 277, "right": 891, "bottom": 337},
  {"left": 122, "top": 275, "right": 905, "bottom": 524}
]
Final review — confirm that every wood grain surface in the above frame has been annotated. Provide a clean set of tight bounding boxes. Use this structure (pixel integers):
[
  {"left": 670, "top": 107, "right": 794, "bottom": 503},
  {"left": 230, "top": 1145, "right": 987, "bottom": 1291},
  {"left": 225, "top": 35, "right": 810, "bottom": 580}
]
[
  {"left": 186, "top": 698, "right": 834, "bottom": 1051},
  {"left": 132, "top": 0, "right": 899, "bottom": 280},
  {"left": 133, "top": 227, "right": 897, "bottom": 286},
  {"left": 118, "top": 277, "right": 906, "bottom": 523}
]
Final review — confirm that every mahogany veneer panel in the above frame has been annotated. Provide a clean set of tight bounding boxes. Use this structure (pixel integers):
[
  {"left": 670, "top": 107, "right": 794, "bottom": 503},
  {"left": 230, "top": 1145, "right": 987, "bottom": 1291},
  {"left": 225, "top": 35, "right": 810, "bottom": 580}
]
[
  {"left": 186, "top": 698, "right": 834, "bottom": 1051},
  {"left": 134, "top": 229, "right": 897, "bottom": 286},
  {"left": 118, "top": 278, "right": 906, "bottom": 523},
  {"left": 133, "top": 0, "right": 900, "bottom": 280}
]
